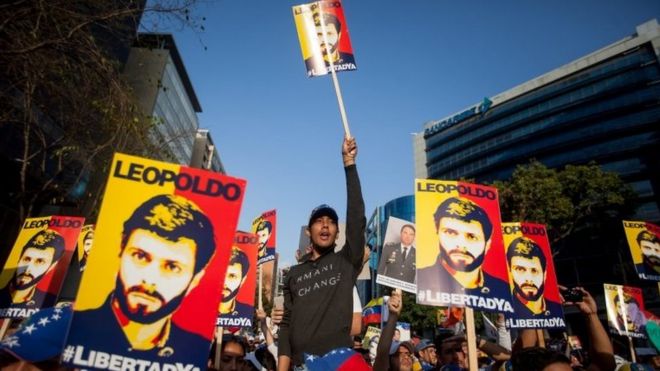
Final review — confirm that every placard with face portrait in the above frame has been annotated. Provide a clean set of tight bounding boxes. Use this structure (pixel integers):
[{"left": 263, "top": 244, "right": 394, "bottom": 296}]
[
  {"left": 362, "top": 325, "right": 381, "bottom": 365},
  {"left": 217, "top": 231, "right": 257, "bottom": 328},
  {"left": 292, "top": 0, "right": 357, "bottom": 78},
  {"left": 64, "top": 153, "right": 246, "bottom": 371},
  {"left": 623, "top": 221, "right": 660, "bottom": 281},
  {"left": 252, "top": 210, "right": 276, "bottom": 266},
  {"left": 502, "top": 222, "right": 565, "bottom": 329},
  {"left": 252, "top": 210, "right": 277, "bottom": 306},
  {"left": 376, "top": 217, "right": 417, "bottom": 293},
  {"left": 76, "top": 224, "right": 95, "bottom": 272},
  {"left": 604, "top": 283, "right": 647, "bottom": 338},
  {"left": 0, "top": 216, "right": 83, "bottom": 318},
  {"left": 415, "top": 180, "right": 513, "bottom": 314}
]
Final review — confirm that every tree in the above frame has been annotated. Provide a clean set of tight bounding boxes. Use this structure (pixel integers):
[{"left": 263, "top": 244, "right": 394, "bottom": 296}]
[
  {"left": 493, "top": 160, "right": 635, "bottom": 249},
  {"left": 397, "top": 291, "right": 437, "bottom": 335},
  {"left": 0, "top": 0, "right": 205, "bottom": 228}
]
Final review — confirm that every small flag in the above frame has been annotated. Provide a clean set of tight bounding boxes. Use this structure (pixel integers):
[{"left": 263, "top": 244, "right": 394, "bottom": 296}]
[
  {"left": 0, "top": 303, "right": 73, "bottom": 362},
  {"left": 362, "top": 297, "right": 383, "bottom": 326},
  {"left": 304, "top": 347, "right": 371, "bottom": 370}
]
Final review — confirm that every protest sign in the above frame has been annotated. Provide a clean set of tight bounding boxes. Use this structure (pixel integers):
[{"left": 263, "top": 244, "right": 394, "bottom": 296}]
[
  {"left": 376, "top": 217, "right": 417, "bottom": 293},
  {"left": 502, "top": 222, "right": 565, "bottom": 329},
  {"left": 0, "top": 215, "right": 83, "bottom": 318},
  {"left": 604, "top": 283, "right": 647, "bottom": 339},
  {"left": 292, "top": 0, "right": 357, "bottom": 78},
  {"left": 252, "top": 210, "right": 276, "bottom": 266},
  {"left": 64, "top": 153, "right": 245, "bottom": 371},
  {"left": 363, "top": 325, "right": 381, "bottom": 364},
  {"left": 217, "top": 231, "right": 257, "bottom": 328},
  {"left": 395, "top": 322, "right": 411, "bottom": 341},
  {"left": 623, "top": 221, "right": 660, "bottom": 281},
  {"left": 415, "top": 180, "right": 513, "bottom": 314},
  {"left": 252, "top": 210, "right": 277, "bottom": 307},
  {"left": 76, "top": 224, "right": 95, "bottom": 272}
]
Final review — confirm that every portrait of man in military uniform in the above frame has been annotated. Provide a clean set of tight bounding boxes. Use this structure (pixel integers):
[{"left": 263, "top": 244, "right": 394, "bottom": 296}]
[
  {"left": 66, "top": 194, "right": 215, "bottom": 360},
  {"left": 506, "top": 237, "right": 562, "bottom": 318},
  {"left": 378, "top": 223, "right": 416, "bottom": 284},
  {"left": 219, "top": 246, "right": 252, "bottom": 318},
  {"left": 417, "top": 196, "right": 509, "bottom": 305},
  {"left": 0, "top": 229, "right": 65, "bottom": 309}
]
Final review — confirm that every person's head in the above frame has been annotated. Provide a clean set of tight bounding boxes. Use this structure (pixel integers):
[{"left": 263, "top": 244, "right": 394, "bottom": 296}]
[
  {"left": 256, "top": 220, "right": 272, "bottom": 254},
  {"left": 613, "top": 293, "right": 642, "bottom": 331},
  {"left": 314, "top": 13, "right": 342, "bottom": 61},
  {"left": 416, "top": 339, "right": 437, "bottom": 365},
  {"left": 15, "top": 229, "right": 65, "bottom": 290},
  {"left": 507, "top": 237, "right": 547, "bottom": 302},
  {"left": 511, "top": 346, "right": 572, "bottom": 371},
  {"left": 638, "top": 230, "right": 660, "bottom": 274},
  {"left": 306, "top": 204, "right": 339, "bottom": 252},
  {"left": 433, "top": 197, "right": 492, "bottom": 273},
  {"left": 115, "top": 194, "right": 215, "bottom": 324},
  {"left": 220, "top": 335, "right": 247, "bottom": 371},
  {"left": 393, "top": 328, "right": 401, "bottom": 341},
  {"left": 222, "top": 246, "right": 249, "bottom": 304},
  {"left": 439, "top": 336, "right": 467, "bottom": 368},
  {"left": 400, "top": 224, "right": 416, "bottom": 246},
  {"left": 410, "top": 333, "right": 421, "bottom": 347},
  {"left": 390, "top": 341, "right": 414, "bottom": 371}
]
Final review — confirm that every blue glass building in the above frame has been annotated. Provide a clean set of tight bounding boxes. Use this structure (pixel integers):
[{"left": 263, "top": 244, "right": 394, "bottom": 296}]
[{"left": 415, "top": 19, "right": 660, "bottom": 222}]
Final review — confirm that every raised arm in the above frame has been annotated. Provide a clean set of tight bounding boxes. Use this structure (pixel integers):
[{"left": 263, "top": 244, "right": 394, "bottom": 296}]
[
  {"left": 341, "top": 136, "right": 366, "bottom": 270},
  {"left": 373, "top": 290, "right": 402, "bottom": 371},
  {"left": 563, "top": 287, "right": 615, "bottom": 371}
]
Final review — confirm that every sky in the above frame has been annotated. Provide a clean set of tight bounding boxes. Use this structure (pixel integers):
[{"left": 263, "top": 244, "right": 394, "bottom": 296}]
[{"left": 161, "top": 0, "right": 660, "bottom": 268}]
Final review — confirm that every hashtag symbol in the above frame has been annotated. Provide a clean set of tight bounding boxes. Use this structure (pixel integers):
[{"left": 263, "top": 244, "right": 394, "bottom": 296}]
[{"left": 62, "top": 345, "right": 75, "bottom": 362}]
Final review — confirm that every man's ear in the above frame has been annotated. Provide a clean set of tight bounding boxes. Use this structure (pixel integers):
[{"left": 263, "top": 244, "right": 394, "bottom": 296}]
[
  {"left": 305, "top": 227, "right": 311, "bottom": 237},
  {"left": 484, "top": 239, "right": 492, "bottom": 253}
]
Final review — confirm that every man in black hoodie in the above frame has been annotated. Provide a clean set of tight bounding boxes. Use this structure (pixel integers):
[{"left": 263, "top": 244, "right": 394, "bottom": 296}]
[{"left": 278, "top": 136, "right": 365, "bottom": 370}]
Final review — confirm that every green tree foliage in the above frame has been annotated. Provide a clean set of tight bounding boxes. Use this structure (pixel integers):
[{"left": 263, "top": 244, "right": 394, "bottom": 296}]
[
  {"left": 493, "top": 160, "right": 635, "bottom": 247},
  {"left": 398, "top": 292, "right": 437, "bottom": 335}
]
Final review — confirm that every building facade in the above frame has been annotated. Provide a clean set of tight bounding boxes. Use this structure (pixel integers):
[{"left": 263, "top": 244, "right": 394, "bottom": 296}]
[
  {"left": 415, "top": 19, "right": 660, "bottom": 222},
  {"left": 124, "top": 33, "right": 201, "bottom": 165},
  {"left": 190, "top": 129, "right": 225, "bottom": 173}
]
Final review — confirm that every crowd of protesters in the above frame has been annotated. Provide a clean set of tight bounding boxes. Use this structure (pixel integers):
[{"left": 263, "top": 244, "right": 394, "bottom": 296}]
[
  {"left": 201, "top": 285, "right": 660, "bottom": 371},
  {"left": 0, "top": 136, "right": 658, "bottom": 371}
]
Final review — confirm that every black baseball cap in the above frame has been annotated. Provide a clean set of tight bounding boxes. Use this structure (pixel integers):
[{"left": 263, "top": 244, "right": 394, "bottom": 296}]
[{"left": 308, "top": 204, "right": 338, "bottom": 227}]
